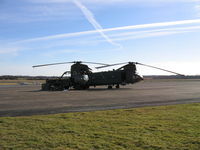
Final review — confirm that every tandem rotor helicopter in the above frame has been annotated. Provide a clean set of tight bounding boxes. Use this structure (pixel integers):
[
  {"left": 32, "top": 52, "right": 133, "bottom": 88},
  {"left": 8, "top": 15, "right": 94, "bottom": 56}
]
[{"left": 33, "top": 61, "right": 184, "bottom": 91}]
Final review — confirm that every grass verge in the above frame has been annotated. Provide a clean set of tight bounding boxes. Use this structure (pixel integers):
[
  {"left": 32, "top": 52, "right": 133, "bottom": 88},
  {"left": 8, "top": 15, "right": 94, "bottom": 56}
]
[{"left": 0, "top": 103, "right": 200, "bottom": 150}]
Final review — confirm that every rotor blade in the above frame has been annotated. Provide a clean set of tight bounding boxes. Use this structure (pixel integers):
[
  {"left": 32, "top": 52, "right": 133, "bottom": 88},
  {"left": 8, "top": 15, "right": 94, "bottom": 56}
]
[
  {"left": 33, "top": 61, "right": 109, "bottom": 68},
  {"left": 136, "top": 62, "right": 184, "bottom": 76},
  {"left": 82, "top": 61, "right": 110, "bottom": 66},
  {"left": 96, "top": 62, "right": 128, "bottom": 69},
  {"left": 32, "top": 62, "right": 74, "bottom": 68}
]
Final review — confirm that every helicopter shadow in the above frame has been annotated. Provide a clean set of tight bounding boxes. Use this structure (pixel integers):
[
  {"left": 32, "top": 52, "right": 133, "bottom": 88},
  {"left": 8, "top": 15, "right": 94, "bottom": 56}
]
[
  {"left": 85, "top": 87, "right": 132, "bottom": 91},
  {"left": 21, "top": 87, "right": 132, "bottom": 92}
]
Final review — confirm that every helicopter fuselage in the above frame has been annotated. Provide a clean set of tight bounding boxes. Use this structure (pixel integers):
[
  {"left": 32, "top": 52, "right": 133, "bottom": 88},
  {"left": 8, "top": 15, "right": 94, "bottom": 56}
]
[
  {"left": 34, "top": 61, "right": 183, "bottom": 91},
  {"left": 42, "top": 63, "right": 143, "bottom": 90}
]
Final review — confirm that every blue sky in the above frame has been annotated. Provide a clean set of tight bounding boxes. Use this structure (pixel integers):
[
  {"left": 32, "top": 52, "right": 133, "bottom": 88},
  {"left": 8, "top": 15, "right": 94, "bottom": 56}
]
[{"left": 1, "top": 0, "right": 200, "bottom": 76}]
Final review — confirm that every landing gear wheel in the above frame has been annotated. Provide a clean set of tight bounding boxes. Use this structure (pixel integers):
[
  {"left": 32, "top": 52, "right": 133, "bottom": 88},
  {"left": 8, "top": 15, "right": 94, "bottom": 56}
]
[
  {"left": 64, "top": 86, "right": 69, "bottom": 90},
  {"left": 82, "top": 85, "right": 89, "bottom": 90},
  {"left": 108, "top": 85, "right": 112, "bottom": 89},
  {"left": 116, "top": 84, "right": 120, "bottom": 89}
]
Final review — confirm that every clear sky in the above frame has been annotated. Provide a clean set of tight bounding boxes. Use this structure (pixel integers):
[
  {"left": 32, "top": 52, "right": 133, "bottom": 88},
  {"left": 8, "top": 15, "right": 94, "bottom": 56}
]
[{"left": 0, "top": 0, "right": 200, "bottom": 76}]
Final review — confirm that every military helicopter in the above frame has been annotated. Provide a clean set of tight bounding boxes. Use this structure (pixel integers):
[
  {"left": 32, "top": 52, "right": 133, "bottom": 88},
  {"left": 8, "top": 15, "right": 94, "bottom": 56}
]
[{"left": 33, "top": 61, "right": 184, "bottom": 90}]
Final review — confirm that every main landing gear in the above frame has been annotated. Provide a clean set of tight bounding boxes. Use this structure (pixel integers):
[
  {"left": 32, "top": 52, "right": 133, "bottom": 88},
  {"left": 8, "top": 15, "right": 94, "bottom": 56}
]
[
  {"left": 116, "top": 84, "right": 120, "bottom": 89},
  {"left": 108, "top": 84, "right": 120, "bottom": 89}
]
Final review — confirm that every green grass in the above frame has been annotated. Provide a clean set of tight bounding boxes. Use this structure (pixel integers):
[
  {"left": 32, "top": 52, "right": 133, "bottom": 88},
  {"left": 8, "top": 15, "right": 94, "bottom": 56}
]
[{"left": 0, "top": 104, "right": 200, "bottom": 150}]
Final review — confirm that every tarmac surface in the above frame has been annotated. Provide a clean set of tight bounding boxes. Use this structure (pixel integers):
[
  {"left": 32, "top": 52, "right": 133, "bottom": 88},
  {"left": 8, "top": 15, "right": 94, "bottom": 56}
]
[{"left": 0, "top": 79, "right": 200, "bottom": 117}]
